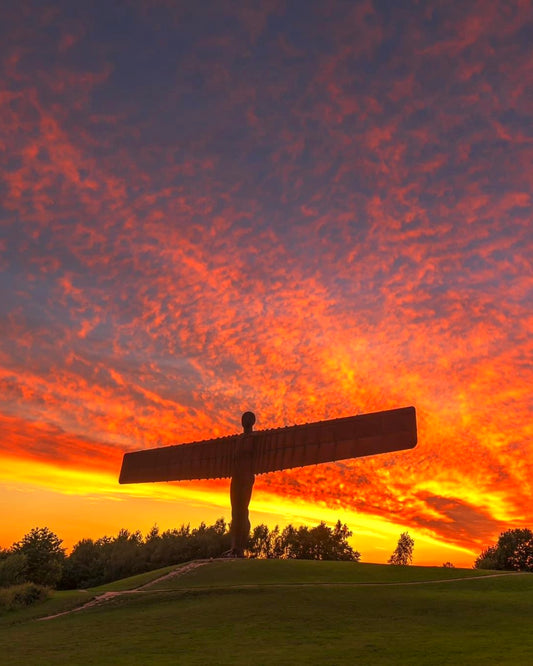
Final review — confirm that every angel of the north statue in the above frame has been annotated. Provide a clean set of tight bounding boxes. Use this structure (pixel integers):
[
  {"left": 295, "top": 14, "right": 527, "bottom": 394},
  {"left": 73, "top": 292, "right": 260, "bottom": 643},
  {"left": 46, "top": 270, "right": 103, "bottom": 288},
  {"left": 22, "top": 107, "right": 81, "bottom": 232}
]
[{"left": 119, "top": 406, "right": 417, "bottom": 556}]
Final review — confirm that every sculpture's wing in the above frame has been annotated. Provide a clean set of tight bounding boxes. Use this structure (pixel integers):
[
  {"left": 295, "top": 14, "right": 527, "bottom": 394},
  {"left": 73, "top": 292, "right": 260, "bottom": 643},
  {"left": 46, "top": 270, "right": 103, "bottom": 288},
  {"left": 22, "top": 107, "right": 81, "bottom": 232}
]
[
  {"left": 119, "top": 434, "right": 241, "bottom": 483},
  {"left": 251, "top": 406, "right": 417, "bottom": 475},
  {"left": 119, "top": 406, "right": 417, "bottom": 484}
]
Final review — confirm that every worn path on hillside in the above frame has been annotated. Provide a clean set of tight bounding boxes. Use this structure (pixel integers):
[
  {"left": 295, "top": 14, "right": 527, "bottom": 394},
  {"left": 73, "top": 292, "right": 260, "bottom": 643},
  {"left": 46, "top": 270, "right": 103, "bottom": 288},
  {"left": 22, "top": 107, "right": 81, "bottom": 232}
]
[
  {"left": 38, "top": 561, "right": 529, "bottom": 621},
  {"left": 38, "top": 559, "right": 211, "bottom": 621}
]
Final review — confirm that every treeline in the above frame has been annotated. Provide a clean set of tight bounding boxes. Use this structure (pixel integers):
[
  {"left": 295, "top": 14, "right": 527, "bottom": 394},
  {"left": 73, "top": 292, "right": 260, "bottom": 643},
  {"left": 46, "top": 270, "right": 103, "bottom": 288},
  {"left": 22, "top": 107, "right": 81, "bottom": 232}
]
[
  {"left": 248, "top": 521, "right": 359, "bottom": 562},
  {"left": 0, "top": 519, "right": 360, "bottom": 590},
  {"left": 474, "top": 528, "right": 533, "bottom": 571}
]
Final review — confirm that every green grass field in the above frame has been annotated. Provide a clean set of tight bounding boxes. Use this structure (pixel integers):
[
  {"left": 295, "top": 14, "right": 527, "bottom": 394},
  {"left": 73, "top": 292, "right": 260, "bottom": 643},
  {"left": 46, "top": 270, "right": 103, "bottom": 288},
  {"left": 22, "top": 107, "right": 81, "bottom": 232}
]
[{"left": 1, "top": 560, "right": 532, "bottom": 665}]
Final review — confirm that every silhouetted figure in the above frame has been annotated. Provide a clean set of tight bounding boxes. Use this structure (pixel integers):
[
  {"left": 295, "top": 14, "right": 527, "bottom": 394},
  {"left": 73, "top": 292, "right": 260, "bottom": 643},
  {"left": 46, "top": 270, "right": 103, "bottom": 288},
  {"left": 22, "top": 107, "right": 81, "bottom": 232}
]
[{"left": 227, "top": 411, "right": 256, "bottom": 556}]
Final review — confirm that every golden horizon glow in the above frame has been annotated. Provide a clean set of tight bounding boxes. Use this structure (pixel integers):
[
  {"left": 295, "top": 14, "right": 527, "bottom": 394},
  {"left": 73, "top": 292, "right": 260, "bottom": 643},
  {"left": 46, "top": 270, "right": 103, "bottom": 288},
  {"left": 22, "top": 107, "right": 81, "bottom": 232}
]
[
  {"left": 0, "top": 454, "right": 477, "bottom": 567},
  {"left": 0, "top": 445, "right": 493, "bottom": 566}
]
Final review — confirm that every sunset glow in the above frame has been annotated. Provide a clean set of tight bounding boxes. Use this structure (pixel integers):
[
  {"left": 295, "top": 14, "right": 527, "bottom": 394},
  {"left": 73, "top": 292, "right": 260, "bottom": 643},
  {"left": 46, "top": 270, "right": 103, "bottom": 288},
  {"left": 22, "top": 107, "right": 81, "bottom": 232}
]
[{"left": 1, "top": 1, "right": 532, "bottom": 567}]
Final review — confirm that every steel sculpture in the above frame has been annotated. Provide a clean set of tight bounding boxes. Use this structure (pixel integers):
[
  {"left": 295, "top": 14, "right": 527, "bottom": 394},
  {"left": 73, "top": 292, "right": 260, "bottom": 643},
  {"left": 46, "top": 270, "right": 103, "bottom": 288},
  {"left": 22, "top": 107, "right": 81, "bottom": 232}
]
[{"left": 119, "top": 406, "right": 417, "bottom": 556}]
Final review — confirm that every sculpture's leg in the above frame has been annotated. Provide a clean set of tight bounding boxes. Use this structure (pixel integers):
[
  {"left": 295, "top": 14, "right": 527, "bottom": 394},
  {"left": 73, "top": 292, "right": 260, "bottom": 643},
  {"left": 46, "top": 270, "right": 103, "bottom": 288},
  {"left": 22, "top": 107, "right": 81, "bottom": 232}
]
[{"left": 229, "top": 472, "right": 255, "bottom": 557}]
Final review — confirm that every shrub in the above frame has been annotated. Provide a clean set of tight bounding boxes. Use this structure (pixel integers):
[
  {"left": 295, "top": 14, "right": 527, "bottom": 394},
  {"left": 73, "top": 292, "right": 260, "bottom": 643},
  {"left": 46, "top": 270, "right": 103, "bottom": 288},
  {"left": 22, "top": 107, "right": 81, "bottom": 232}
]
[{"left": 0, "top": 583, "right": 50, "bottom": 611}]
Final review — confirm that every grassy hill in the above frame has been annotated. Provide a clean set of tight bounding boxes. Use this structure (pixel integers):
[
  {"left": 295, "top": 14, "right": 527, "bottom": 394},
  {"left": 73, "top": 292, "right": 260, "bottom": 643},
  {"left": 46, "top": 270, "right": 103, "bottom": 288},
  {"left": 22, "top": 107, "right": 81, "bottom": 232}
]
[{"left": 1, "top": 560, "right": 532, "bottom": 665}]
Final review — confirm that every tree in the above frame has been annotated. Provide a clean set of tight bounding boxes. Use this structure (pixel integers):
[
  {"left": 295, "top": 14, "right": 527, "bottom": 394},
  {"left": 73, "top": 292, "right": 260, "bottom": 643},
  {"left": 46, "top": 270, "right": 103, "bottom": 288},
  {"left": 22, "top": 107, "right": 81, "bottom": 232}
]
[
  {"left": 0, "top": 553, "right": 27, "bottom": 587},
  {"left": 102, "top": 529, "right": 144, "bottom": 582},
  {"left": 248, "top": 521, "right": 360, "bottom": 561},
  {"left": 12, "top": 527, "right": 65, "bottom": 587},
  {"left": 388, "top": 532, "right": 414, "bottom": 565},
  {"left": 249, "top": 524, "right": 274, "bottom": 559},
  {"left": 60, "top": 539, "right": 105, "bottom": 589},
  {"left": 509, "top": 538, "right": 533, "bottom": 572},
  {"left": 190, "top": 519, "right": 231, "bottom": 558},
  {"left": 474, "top": 545, "right": 499, "bottom": 570},
  {"left": 331, "top": 521, "right": 361, "bottom": 561},
  {"left": 493, "top": 528, "right": 533, "bottom": 569},
  {"left": 474, "top": 529, "right": 533, "bottom": 570}
]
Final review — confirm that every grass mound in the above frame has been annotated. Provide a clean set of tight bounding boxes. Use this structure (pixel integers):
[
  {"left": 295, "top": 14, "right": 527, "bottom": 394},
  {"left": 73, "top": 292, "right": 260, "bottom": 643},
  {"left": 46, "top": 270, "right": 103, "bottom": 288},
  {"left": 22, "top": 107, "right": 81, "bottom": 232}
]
[
  {"left": 144, "top": 559, "right": 495, "bottom": 591},
  {"left": 0, "top": 560, "right": 531, "bottom": 665}
]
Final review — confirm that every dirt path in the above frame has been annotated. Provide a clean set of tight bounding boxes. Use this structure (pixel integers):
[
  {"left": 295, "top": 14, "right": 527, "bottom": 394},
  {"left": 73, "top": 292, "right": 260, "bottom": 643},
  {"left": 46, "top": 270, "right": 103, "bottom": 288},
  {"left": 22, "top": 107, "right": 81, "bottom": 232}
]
[{"left": 37, "top": 559, "right": 211, "bottom": 621}]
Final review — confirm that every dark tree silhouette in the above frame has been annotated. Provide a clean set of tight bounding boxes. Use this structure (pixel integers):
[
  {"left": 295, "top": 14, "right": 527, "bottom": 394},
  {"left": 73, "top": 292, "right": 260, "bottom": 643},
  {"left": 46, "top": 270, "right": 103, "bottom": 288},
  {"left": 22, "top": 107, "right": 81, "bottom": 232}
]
[
  {"left": 475, "top": 528, "right": 533, "bottom": 570},
  {"left": 509, "top": 537, "right": 533, "bottom": 571},
  {"left": 388, "top": 532, "right": 414, "bottom": 565},
  {"left": 247, "top": 521, "right": 360, "bottom": 561},
  {"left": 55, "top": 518, "right": 362, "bottom": 588},
  {"left": 12, "top": 527, "right": 65, "bottom": 587}
]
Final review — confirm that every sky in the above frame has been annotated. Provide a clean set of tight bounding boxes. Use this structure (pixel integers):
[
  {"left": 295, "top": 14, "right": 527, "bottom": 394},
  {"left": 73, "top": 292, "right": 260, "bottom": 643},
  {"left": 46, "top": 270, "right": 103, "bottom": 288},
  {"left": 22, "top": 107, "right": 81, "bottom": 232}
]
[{"left": 1, "top": 0, "right": 532, "bottom": 567}]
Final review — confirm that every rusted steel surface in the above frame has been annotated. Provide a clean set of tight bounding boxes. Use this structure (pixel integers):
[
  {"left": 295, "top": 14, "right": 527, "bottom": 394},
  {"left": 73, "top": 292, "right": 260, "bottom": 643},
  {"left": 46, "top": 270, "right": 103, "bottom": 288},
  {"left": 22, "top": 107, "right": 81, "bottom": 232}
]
[
  {"left": 119, "top": 406, "right": 417, "bottom": 484},
  {"left": 118, "top": 434, "right": 241, "bottom": 483},
  {"left": 252, "top": 406, "right": 417, "bottom": 475}
]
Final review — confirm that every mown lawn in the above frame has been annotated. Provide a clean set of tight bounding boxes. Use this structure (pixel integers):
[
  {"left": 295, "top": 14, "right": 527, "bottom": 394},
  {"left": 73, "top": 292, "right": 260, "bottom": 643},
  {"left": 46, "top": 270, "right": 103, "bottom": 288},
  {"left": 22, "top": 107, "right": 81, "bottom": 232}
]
[
  {"left": 1, "top": 561, "right": 532, "bottom": 665},
  {"left": 145, "top": 558, "right": 494, "bottom": 590}
]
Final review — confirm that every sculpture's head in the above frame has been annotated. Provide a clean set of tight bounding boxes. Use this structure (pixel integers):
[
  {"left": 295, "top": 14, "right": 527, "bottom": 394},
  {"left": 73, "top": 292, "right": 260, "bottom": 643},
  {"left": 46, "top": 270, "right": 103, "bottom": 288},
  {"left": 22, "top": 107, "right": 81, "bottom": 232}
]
[{"left": 241, "top": 411, "right": 256, "bottom": 433}]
